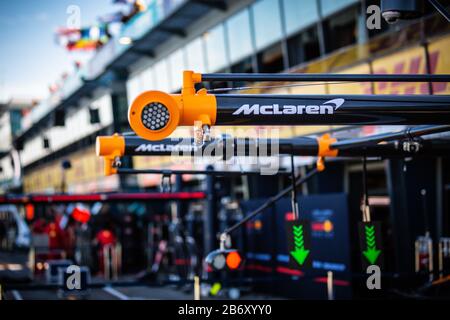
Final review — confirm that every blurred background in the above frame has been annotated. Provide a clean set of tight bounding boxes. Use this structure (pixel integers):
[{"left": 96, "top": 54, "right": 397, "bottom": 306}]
[{"left": 0, "top": 0, "right": 450, "bottom": 300}]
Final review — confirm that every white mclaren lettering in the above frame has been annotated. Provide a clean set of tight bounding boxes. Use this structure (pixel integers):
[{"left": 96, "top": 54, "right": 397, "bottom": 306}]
[
  {"left": 273, "top": 104, "right": 283, "bottom": 114},
  {"left": 236, "top": 104, "right": 260, "bottom": 115},
  {"left": 135, "top": 144, "right": 198, "bottom": 153},
  {"left": 306, "top": 105, "right": 319, "bottom": 114},
  {"left": 284, "top": 105, "right": 297, "bottom": 114},
  {"left": 260, "top": 105, "right": 272, "bottom": 114},
  {"left": 231, "top": 98, "right": 345, "bottom": 115}
]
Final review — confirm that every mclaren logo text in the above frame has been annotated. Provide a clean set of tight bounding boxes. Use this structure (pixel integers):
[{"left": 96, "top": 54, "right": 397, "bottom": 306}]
[
  {"left": 135, "top": 144, "right": 199, "bottom": 153},
  {"left": 231, "top": 98, "right": 345, "bottom": 115}
]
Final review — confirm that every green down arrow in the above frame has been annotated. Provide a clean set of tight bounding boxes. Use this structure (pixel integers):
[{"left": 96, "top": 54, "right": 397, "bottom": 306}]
[
  {"left": 290, "top": 225, "right": 310, "bottom": 266},
  {"left": 362, "top": 225, "right": 381, "bottom": 264}
]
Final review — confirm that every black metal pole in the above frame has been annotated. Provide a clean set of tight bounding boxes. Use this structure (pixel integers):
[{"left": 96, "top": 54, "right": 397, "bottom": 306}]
[
  {"left": 117, "top": 134, "right": 450, "bottom": 158},
  {"left": 362, "top": 156, "right": 369, "bottom": 211},
  {"left": 174, "top": 174, "right": 183, "bottom": 223},
  {"left": 202, "top": 73, "right": 450, "bottom": 82},
  {"left": 337, "top": 139, "right": 450, "bottom": 157},
  {"left": 330, "top": 125, "right": 450, "bottom": 149},
  {"left": 116, "top": 168, "right": 292, "bottom": 176},
  {"left": 215, "top": 94, "right": 450, "bottom": 125},
  {"left": 205, "top": 165, "right": 217, "bottom": 255},
  {"left": 122, "top": 136, "right": 318, "bottom": 157}
]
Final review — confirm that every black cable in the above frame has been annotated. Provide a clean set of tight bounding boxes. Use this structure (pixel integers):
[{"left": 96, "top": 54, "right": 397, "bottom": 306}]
[
  {"left": 222, "top": 167, "right": 319, "bottom": 236},
  {"left": 429, "top": 0, "right": 450, "bottom": 22}
]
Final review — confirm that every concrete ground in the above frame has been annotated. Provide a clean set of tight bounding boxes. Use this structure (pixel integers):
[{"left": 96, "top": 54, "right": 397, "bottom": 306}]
[{"left": 0, "top": 251, "right": 282, "bottom": 300}]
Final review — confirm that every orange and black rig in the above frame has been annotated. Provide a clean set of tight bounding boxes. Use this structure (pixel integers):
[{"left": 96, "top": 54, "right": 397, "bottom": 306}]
[
  {"left": 96, "top": 125, "right": 450, "bottom": 175},
  {"left": 127, "top": 71, "right": 450, "bottom": 141}
]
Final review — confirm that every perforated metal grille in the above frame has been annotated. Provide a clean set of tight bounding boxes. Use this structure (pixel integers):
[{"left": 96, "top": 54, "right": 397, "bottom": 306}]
[{"left": 141, "top": 102, "right": 170, "bottom": 131}]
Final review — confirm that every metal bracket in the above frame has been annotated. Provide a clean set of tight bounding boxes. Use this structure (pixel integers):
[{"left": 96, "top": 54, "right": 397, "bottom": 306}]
[
  {"left": 112, "top": 156, "right": 122, "bottom": 168},
  {"left": 402, "top": 140, "right": 422, "bottom": 153}
]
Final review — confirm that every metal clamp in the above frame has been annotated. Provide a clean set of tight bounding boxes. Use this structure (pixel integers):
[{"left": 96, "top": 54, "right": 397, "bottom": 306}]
[
  {"left": 402, "top": 140, "right": 422, "bottom": 153},
  {"left": 194, "top": 121, "right": 211, "bottom": 146},
  {"left": 402, "top": 127, "right": 423, "bottom": 153},
  {"left": 112, "top": 156, "right": 122, "bottom": 168}
]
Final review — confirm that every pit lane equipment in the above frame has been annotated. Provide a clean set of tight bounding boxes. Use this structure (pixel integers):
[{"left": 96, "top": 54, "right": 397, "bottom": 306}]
[
  {"left": 96, "top": 125, "right": 450, "bottom": 175},
  {"left": 127, "top": 71, "right": 450, "bottom": 141}
]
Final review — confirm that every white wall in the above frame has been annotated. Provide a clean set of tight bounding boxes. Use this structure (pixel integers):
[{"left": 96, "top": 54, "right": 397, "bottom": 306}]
[{"left": 21, "top": 93, "right": 113, "bottom": 166}]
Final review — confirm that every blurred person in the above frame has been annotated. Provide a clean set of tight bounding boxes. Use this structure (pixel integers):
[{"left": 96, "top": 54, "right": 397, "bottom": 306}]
[
  {"left": 6, "top": 219, "right": 17, "bottom": 250},
  {"left": 94, "top": 224, "right": 117, "bottom": 275},
  {"left": 45, "top": 214, "right": 65, "bottom": 251}
]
